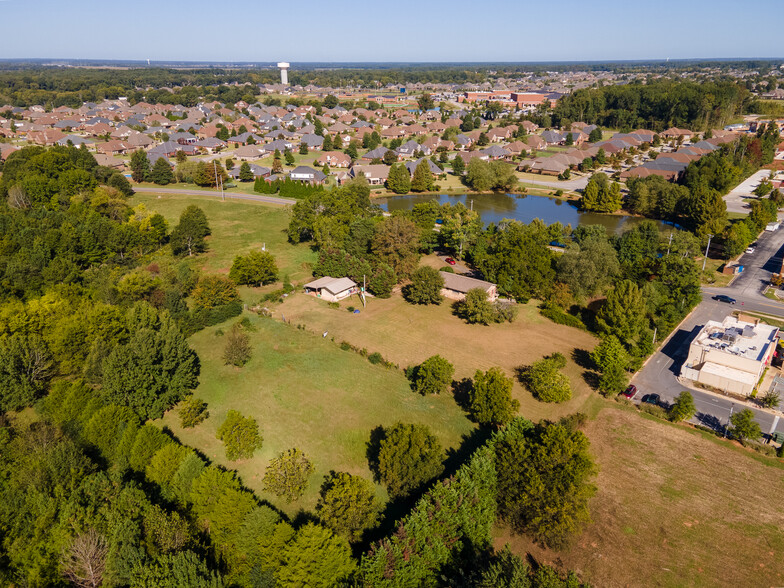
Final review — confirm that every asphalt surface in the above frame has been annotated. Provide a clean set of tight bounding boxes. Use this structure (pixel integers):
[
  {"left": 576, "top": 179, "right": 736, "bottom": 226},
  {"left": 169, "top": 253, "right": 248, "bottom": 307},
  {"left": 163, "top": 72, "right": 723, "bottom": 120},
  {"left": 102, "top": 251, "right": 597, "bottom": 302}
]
[
  {"left": 632, "top": 227, "right": 784, "bottom": 438},
  {"left": 133, "top": 186, "right": 295, "bottom": 206}
]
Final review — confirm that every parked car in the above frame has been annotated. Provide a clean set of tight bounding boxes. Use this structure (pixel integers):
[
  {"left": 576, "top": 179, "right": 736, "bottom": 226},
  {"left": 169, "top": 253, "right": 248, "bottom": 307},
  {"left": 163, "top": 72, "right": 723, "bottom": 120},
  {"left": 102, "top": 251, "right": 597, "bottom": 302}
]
[
  {"left": 713, "top": 295, "right": 736, "bottom": 304},
  {"left": 445, "top": 257, "right": 456, "bottom": 265},
  {"left": 745, "top": 247, "right": 755, "bottom": 254},
  {"left": 641, "top": 393, "right": 660, "bottom": 406},
  {"left": 621, "top": 385, "right": 638, "bottom": 399}
]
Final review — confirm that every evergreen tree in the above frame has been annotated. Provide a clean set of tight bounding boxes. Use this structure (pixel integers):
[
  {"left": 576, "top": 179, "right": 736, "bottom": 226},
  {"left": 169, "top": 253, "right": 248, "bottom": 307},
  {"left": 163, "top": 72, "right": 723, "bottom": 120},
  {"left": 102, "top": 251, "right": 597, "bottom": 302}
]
[
  {"left": 375, "top": 422, "right": 444, "bottom": 498},
  {"left": 277, "top": 523, "right": 355, "bottom": 588},
  {"left": 238, "top": 162, "right": 253, "bottom": 181},
  {"left": 386, "top": 163, "right": 411, "bottom": 194},
  {"left": 284, "top": 150, "right": 295, "bottom": 166},
  {"left": 130, "top": 149, "right": 150, "bottom": 183},
  {"left": 149, "top": 157, "right": 174, "bottom": 185},
  {"left": 411, "top": 159, "right": 433, "bottom": 192},
  {"left": 170, "top": 205, "right": 210, "bottom": 257}
]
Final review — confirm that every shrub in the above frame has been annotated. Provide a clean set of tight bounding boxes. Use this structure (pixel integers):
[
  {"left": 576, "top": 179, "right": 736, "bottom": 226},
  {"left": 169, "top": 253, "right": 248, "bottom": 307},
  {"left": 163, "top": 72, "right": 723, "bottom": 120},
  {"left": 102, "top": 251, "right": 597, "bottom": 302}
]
[
  {"left": 639, "top": 404, "right": 668, "bottom": 419},
  {"left": 367, "top": 352, "right": 384, "bottom": 365},
  {"left": 178, "top": 396, "right": 209, "bottom": 428},
  {"left": 522, "top": 355, "right": 572, "bottom": 403},
  {"left": 408, "top": 355, "right": 455, "bottom": 395},
  {"left": 327, "top": 302, "right": 340, "bottom": 309},
  {"left": 223, "top": 326, "right": 252, "bottom": 367},
  {"left": 540, "top": 304, "right": 586, "bottom": 329},
  {"left": 216, "top": 410, "right": 263, "bottom": 460}
]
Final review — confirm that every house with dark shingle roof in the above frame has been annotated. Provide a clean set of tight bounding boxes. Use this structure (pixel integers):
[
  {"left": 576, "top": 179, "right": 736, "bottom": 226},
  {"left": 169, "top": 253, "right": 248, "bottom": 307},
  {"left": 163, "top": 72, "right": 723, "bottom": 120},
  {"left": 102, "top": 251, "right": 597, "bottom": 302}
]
[{"left": 289, "top": 166, "right": 327, "bottom": 185}]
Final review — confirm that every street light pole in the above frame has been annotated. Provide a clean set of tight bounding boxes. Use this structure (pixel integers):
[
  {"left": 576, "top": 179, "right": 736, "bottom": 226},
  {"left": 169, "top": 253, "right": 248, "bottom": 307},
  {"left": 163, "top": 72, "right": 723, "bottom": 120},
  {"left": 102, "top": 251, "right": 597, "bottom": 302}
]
[{"left": 702, "top": 234, "right": 713, "bottom": 272}]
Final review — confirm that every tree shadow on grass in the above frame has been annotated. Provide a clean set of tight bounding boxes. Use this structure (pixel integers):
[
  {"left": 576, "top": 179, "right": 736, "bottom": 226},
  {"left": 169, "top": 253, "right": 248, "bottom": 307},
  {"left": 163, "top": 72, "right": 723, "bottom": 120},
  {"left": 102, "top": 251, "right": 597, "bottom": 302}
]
[
  {"left": 571, "top": 348, "right": 594, "bottom": 370},
  {"left": 365, "top": 425, "right": 386, "bottom": 483},
  {"left": 451, "top": 377, "right": 473, "bottom": 414},
  {"left": 582, "top": 370, "right": 601, "bottom": 391}
]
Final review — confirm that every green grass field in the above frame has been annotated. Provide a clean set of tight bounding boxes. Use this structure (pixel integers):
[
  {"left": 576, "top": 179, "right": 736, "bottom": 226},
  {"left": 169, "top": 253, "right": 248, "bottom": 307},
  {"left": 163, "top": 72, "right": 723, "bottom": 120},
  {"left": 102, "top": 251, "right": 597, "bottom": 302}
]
[
  {"left": 158, "top": 312, "right": 474, "bottom": 515},
  {"left": 129, "top": 192, "right": 317, "bottom": 284}
]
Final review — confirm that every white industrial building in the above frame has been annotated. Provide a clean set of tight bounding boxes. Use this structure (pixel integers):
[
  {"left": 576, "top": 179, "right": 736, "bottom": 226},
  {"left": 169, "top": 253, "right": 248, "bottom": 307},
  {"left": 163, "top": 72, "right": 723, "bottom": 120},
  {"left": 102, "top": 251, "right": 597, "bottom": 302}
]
[{"left": 681, "top": 315, "right": 779, "bottom": 396}]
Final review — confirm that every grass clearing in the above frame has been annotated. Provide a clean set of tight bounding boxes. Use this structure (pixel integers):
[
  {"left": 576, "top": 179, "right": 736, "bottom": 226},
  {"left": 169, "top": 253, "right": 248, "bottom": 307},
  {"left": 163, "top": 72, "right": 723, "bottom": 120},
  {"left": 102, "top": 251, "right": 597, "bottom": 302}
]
[
  {"left": 495, "top": 407, "right": 784, "bottom": 588},
  {"left": 129, "top": 192, "right": 317, "bottom": 284},
  {"left": 158, "top": 312, "right": 474, "bottom": 515},
  {"left": 275, "top": 290, "right": 600, "bottom": 422}
]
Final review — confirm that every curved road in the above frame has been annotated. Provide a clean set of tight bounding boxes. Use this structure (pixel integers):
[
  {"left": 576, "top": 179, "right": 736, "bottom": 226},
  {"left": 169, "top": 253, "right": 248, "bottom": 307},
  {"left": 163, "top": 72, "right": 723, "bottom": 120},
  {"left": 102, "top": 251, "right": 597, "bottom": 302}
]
[{"left": 133, "top": 186, "right": 295, "bottom": 206}]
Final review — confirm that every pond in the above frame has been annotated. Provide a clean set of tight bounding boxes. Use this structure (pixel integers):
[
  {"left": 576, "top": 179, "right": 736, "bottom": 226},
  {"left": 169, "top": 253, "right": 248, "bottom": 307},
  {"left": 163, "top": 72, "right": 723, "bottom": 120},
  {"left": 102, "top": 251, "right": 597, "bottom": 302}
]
[{"left": 377, "top": 192, "right": 677, "bottom": 234}]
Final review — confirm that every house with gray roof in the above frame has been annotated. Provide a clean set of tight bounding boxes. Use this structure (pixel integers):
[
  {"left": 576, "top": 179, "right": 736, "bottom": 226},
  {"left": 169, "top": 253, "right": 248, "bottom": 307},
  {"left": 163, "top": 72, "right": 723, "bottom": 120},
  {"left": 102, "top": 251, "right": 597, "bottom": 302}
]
[
  {"left": 289, "top": 165, "right": 327, "bottom": 185},
  {"left": 362, "top": 146, "right": 392, "bottom": 161},
  {"left": 404, "top": 158, "right": 442, "bottom": 176},
  {"left": 300, "top": 134, "right": 324, "bottom": 150}
]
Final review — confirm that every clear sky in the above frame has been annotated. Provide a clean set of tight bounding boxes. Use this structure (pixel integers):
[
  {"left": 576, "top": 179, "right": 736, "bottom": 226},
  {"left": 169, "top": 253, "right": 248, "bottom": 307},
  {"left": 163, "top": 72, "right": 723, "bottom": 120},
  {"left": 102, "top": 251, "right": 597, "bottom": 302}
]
[{"left": 0, "top": 0, "right": 781, "bottom": 63}]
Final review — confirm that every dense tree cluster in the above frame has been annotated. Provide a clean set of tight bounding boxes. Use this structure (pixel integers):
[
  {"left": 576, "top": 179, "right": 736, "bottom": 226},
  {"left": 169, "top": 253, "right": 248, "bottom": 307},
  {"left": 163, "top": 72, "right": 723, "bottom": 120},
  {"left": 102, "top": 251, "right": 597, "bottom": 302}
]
[{"left": 552, "top": 79, "right": 749, "bottom": 131}]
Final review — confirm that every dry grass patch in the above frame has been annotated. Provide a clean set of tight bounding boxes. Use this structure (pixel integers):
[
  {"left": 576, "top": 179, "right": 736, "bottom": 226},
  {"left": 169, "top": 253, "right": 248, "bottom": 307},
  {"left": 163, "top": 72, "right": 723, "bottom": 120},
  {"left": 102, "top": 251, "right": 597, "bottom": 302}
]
[
  {"left": 496, "top": 407, "right": 784, "bottom": 588},
  {"left": 276, "top": 291, "right": 599, "bottom": 422}
]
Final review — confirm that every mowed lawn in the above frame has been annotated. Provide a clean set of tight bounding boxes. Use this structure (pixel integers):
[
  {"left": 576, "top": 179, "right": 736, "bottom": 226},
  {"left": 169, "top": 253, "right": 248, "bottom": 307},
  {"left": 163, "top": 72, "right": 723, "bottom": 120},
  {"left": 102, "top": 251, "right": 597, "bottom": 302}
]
[
  {"left": 496, "top": 407, "right": 784, "bottom": 588},
  {"left": 159, "top": 312, "right": 474, "bottom": 515},
  {"left": 129, "top": 192, "right": 317, "bottom": 283},
  {"left": 276, "top": 291, "right": 600, "bottom": 422}
]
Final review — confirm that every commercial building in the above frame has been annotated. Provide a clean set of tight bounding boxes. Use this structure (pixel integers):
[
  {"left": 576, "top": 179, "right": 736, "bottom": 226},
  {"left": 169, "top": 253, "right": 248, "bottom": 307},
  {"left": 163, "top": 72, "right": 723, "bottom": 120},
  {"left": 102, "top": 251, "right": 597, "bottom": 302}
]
[{"left": 681, "top": 315, "right": 779, "bottom": 396}]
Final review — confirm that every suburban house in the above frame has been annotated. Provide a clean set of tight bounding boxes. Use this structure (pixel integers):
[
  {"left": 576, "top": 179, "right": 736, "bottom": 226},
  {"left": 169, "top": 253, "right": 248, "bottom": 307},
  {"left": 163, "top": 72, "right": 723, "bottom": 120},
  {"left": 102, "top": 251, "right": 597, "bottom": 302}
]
[
  {"left": 362, "top": 146, "right": 392, "bottom": 161},
  {"left": 303, "top": 276, "right": 358, "bottom": 302},
  {"left": 680, "top": 315, "right": 779, "bottom": 396},
  {"left": 438, "top": 272, "right": 498, "bottom": 302},
  {"left": 404, "top": 158, "right": 442, "bottom": 176},
  {"left": 396, "top": 140, "right": 425, "bottom": 158},
  {"left": 349, "top": 164, "right": 389, "bottom": 185},
  {"left": 316, "top": 151, "right": 351, "bottom": 168},
  {"left": 540, "top": 130, "right": 564, "bottom": 145},
  {"left": 289, "top": 166, "right": 327, "bottom": 185},
  {"left": 229, "top": 164, "right": 270, "bottom": 180}
]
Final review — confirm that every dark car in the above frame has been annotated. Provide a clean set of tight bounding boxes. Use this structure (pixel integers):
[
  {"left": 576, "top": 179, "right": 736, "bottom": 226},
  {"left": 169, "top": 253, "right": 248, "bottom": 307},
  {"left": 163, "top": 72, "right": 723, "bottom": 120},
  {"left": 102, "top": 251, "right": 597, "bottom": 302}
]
[
  {"left": 641, "top": 393, "right": 660, "bottom": 406},
  {"left": 621, "top": 385, "right": 638, "bottom": 399},
  {"left": 445, "top": 257, "right": 456, "bottom": 265},
  {"left": 713, "top": 295, "right": 736, "bottom": 305}
]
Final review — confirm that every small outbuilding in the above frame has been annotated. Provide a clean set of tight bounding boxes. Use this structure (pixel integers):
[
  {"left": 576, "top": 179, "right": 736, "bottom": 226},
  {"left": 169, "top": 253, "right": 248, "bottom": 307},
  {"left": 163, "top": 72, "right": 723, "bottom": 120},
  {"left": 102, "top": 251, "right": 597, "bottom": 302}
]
[
  {"left": 303, "top": 276, "right": 358, "bottom": 302},
  {"left": 438, "top": 272, "right": 498, "bottom": 302}
]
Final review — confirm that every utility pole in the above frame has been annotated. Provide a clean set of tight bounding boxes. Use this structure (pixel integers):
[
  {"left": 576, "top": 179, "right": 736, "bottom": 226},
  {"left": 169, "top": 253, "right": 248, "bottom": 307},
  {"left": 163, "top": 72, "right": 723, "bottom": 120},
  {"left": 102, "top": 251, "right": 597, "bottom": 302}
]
[
  {"left": 724, "top": 403, "right": 735, "bottom": 438},
  {"left": 667, "top": 232, "right": 673, "bottom": 256},
  {"left": 213, "top": 161, "right": 224, "bottom": 201},
  {"left": 702, "top": 234, "right": 713, "bottom": 272},
  {"left": 652, "top": 327, "right": 657, "bottom": 346}
]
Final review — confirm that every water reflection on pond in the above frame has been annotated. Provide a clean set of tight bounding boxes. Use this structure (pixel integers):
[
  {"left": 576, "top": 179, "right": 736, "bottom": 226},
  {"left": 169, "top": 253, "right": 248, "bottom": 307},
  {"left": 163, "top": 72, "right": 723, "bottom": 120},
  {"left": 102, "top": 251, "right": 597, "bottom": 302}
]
[{"left": 377, "top": 193, "right": 676, "bottom": 234}]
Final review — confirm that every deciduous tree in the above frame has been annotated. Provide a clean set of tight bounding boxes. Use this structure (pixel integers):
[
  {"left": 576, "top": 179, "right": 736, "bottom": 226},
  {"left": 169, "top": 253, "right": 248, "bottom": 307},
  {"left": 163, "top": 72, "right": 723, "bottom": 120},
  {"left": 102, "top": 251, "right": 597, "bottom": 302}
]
[
  {"left": 404, "top": 266, "right": 444, "bottom": 304},
  {"left": 170, "top": 205, "right": 210, "bottom": 257},
  {"left": 409, "top": 354, "right": 455, "bottom": 396},
  {"left": 316, "top": 472, "right": 379, "bottom": 542},
  {"left": 469, "top": 367, "right": 519, "bottom": 426},
  {"left": 216, "top": 410, "right": 263, "bottom": 461},
  {"left": 263, "top": 448, "right": 314, "bottom": 502}
]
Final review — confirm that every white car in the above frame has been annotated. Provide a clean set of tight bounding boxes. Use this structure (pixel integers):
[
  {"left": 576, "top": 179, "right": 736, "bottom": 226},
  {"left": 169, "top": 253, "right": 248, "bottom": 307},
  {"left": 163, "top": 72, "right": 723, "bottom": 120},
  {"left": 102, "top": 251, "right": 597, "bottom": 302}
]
[{"left": 746, "top": 247, "right": 755, "bottom": 254}]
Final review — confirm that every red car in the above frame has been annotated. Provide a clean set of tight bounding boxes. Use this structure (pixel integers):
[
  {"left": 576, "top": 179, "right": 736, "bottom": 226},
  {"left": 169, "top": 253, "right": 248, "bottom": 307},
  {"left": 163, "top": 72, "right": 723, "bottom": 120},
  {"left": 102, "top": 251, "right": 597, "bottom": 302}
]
[
  {"left": 621, "top": 385, "right": 637, "bottom": 399},
  {"left": 445, "top": 257, "right": 456, "bottom": 265}
]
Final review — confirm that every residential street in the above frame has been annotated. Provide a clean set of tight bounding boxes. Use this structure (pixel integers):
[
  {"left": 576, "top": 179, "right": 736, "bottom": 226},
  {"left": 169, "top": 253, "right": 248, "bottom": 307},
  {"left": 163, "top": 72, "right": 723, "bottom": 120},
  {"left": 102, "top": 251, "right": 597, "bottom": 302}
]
[
  {"left": 723, "top": 169, "right": 770, "bottom": 215},
  {"left": 632, "top": 226, "right": 784, "bottom": 437},
  {"left": 133, "top": 186, "right": 295, "bottom": 206}
]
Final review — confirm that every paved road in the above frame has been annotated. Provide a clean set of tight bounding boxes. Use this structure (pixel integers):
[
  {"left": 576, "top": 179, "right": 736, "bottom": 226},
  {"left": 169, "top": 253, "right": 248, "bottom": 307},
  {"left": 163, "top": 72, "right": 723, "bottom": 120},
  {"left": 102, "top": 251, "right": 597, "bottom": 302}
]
[
  {"left": 632, "top": 226, "right": 784, "bottom": 438},
  {"left": 723, "top": 169, "right": 769, "bottom": 215},
  {"left": 133, "top": 186, "right": 295, "bottom": 206}
]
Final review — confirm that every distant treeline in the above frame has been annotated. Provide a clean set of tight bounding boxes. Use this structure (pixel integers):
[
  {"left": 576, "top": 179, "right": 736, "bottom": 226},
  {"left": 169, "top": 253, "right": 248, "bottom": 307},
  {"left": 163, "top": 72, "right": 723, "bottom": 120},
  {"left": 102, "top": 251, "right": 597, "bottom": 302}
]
[{"left": 550, "top": 79, "right": 750, "bottom": 131}]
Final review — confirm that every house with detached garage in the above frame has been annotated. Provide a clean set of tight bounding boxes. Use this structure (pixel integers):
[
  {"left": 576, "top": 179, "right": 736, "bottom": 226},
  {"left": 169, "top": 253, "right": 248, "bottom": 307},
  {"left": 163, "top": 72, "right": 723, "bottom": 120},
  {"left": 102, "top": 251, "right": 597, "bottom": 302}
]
[
  {"left": 303, "top": 276, "right": 358, "bottom": 302},
  {"left": 439, "top": 272, "right": 498, "bottom": 301}
]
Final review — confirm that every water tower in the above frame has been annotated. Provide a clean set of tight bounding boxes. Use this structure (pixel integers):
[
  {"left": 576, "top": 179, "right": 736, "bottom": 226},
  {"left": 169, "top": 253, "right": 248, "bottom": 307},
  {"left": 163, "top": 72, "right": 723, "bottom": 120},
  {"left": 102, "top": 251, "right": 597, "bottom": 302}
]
[{"left": 277, "top": 62, "right": 290, "bottom": 86}]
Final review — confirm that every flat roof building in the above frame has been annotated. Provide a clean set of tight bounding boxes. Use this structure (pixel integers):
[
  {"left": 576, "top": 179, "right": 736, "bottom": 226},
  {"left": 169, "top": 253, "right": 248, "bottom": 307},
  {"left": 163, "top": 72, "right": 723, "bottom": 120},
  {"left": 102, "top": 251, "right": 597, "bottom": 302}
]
[{"left": 681, "top": 315, "right": 779, "bottom": 396}]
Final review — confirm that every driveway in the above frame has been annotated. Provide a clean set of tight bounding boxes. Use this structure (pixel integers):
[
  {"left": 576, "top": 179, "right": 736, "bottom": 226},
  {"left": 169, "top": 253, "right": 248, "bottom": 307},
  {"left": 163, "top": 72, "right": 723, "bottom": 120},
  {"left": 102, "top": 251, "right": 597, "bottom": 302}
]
[
  {"left": 520, "top": 175, "right": 590, "bottom": 191},
  {"left": 133, "top": 186, "right": 295, "bottom": 206},
  {"left": 723, "top": 169, "right": 770, "bottom": 215}
]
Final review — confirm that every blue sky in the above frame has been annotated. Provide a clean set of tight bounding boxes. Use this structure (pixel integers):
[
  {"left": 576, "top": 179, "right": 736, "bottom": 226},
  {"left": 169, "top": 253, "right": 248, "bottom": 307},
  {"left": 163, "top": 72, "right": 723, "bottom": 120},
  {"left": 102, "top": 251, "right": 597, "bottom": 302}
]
[{"left": 0, "top": 0, "right": 781, "bottom": 63}]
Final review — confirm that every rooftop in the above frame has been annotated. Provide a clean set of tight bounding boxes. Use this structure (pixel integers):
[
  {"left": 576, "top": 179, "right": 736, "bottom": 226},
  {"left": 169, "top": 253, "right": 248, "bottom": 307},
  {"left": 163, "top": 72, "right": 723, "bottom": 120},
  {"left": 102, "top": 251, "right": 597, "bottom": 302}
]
[{"left": 692, "top": 316, "right": 778, "bottom": 362}]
